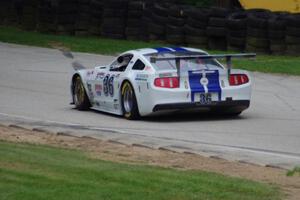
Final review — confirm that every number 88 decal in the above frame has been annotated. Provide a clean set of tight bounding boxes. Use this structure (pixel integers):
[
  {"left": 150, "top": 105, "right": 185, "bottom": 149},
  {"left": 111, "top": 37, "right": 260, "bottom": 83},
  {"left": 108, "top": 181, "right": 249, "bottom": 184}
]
[{"left": 103, "top": 75, "right": 114, "bottom": 97}]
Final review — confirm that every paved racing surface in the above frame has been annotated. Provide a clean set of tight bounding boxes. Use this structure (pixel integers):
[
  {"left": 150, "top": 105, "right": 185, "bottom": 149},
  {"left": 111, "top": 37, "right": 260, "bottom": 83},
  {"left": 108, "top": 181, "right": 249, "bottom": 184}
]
[{"left": 1, "top": 42, "right": 300, "bottom": 169}]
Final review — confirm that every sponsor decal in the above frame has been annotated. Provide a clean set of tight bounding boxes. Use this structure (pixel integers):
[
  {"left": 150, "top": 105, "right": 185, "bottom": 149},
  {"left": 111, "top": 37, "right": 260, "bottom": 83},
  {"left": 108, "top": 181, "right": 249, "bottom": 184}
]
[
  {"left": 95, "top": 101, "right": 100, "bottom": 107},
  {"left": 96, "top": 72, "right": 105, "bottom": 80},
  {"left": 135, "top": 74, "right": 148, "bottom": 81},
  {"left": 86, "top": 71, "right": 94, "bottom": 77},
  {"left": 115, "top": 73, "right": 121, "bottom": 78},
  {"left": 95, "top": 84, "right": 102, "bottom": 96}
]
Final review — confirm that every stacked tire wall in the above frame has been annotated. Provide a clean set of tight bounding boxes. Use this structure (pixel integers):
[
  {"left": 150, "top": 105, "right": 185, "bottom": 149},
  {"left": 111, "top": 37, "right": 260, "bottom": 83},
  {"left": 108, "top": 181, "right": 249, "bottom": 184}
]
[
  {"left": 246, "top": 10, "right": 271, "bottom": 54},
  {"left": 101, "top": 0, "right": 128, "bottom": 39},
  {"left": 286, "top": 14, "right": 300, "bottom": 55},
  {"left": 227, "top": 11, "right": 247, "bottom": 51},
  {"left": 207, "top": 7, "right": 230, "bottom": 50},
  {"left": 126, "top": 0, "right": 145, "bottom": 41},
  {"left": 1, "top": 0, "right": 300, "bottom": 55},
  {"left": 185, "top": 7, "right": 210, "bottom": 48}
]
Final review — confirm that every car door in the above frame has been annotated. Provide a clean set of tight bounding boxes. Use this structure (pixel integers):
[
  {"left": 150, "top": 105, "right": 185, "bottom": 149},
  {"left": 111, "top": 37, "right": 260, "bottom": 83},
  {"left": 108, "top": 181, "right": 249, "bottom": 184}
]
[{"left": 92, "top": 54, "right": 133, "bottom": 113}]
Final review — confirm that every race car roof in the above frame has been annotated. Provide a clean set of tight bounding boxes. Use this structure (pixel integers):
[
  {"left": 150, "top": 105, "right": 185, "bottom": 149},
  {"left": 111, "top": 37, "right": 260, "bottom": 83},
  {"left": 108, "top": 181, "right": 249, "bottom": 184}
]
[{"left": 124, "top": 47, "right": 208, "bottom": 56}]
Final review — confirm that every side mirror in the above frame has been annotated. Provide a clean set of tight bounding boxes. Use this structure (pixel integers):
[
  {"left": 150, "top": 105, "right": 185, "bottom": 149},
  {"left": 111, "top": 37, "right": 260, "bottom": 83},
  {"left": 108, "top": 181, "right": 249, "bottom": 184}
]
[{"left": 117, "top": 56, "right": 124, "bottom": 63}]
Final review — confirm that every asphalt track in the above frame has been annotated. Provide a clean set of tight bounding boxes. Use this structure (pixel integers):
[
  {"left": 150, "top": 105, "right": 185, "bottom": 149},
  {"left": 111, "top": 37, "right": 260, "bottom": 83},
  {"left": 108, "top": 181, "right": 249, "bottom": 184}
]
[{"left": 1, "top": 42, "right": 300, "bottom": 169}]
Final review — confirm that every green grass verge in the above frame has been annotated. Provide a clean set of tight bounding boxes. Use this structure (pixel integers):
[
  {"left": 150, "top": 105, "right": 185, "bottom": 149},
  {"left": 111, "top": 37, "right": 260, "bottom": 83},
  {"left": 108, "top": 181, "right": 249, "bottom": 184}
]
[
  {"left": 0, "top": 140, "right": 281, "bottom": 200},
  {"left": 0, "top": 26, "right": 299, "bottom": 75},
  {"left": 287, "top": 167, "right": 300, "bottom": 176}
]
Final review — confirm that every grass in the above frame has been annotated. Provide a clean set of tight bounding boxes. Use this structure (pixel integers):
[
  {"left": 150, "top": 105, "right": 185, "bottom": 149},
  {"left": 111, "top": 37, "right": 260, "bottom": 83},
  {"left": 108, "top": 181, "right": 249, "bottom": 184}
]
[
  {"left": 0, "top": 140, "right": 281, "bottom": 200},
  {"left": 0, "top": 26, "right": 300, "bottom": 75},
  {"left": 287, "top": 167, "right": 300, "bottom": 176}
]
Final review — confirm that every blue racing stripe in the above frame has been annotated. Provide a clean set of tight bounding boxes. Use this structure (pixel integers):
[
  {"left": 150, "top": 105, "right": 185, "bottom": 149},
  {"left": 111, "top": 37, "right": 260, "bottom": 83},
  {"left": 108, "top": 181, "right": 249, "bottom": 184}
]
[
  {"left": 188, "top": 71, "right": 205, "bottom": 102},
  {"left": 188, "top": 70, "right": 222, "bottom": 102},
  {"left": 171, "top": 47, "right": 189, "bottom": 52},
  {"left": 153, "top": 47, "right": 173, "bottom": 53},
  {"left": 206, "top": 70, "right": 222, "bottom": 101}
]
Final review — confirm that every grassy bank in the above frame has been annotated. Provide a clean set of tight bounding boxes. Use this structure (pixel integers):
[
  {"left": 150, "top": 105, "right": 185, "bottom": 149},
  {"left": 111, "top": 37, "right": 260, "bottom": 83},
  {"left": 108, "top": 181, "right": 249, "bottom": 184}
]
[
  {"left": 0, "top": 140, "right": 280, "bottom": 200},
  {"left": 0, "top": 26, "right": 299, "bottom": 75}
]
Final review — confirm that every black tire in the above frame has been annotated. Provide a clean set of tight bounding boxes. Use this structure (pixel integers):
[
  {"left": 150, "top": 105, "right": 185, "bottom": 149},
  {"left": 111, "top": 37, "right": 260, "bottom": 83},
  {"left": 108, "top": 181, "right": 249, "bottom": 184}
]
[
  {"left": 247, "top": 27, "right": 268, "bottom": 38},
  {"left": 166, "top": 34, "right": 185, "bottom": 44},
  {"left": 286, "top": 35, "right": 300, "bottom": 44},
  {"left": 184, "top": 25, "right": 206, "bottom": 36},
  {"left": 286, "top": 27, "right": 300, "bottom": 37},
  {"left": 185, "top": 7, "right": 210, "bottom": 21},
  {"left": 185, "top": 35, "right": 208, "bottom": 45},
  {"left": 268, "top": 30, "right": 286, "bottom": 39},
  {"left": 227, "top": 11, "right": 248, "bottom": 30},
  {"left": 247, "top": 37, "right": 269, "bottom": 48},
  {"left": 153, "top": 3, "right": 168, "bottom": 17},
  {"left": 228, "top": 30, "right": 246, "bottom": 37},
  {"left": 186, "top": 18, "right": 207, "bottom": 29},
  {"left": 210, "top": 7, "right": 230, "bottom": 18},
  {"left": 247, "top": 11, "right": 271, "bottom": 29},
  {"left": 268, "top": 13, "right": 288, "bottom": 30},
  {"left": 208, "top": 17, "right": 227, "bottom": 27},
  {"left": 270, "top": 44, "right": 286, "bottom": 53},
  {"left": 121, "top": 81, "right": 140, "bottom": 120},
  {"left": 148, "top": 22, "right": 165, "bottom": 35},
  {"left": 166, "top": 25, "right": 184, "bottom": 35},
  {"left": 228, "top": 36, "right": 245, "bottom": 47},
  {"left": 207, "top": 27, "right": 227, "bottom": 37},
  {"left": 74, "top": 76, "right": 90, "bottom": 110},
  {"left": 286, "top": 14, "right": 300, "bottom": 28},
  {"left": 168, "top": 16, "right": 185, "bottom": 26},
  {"left": 208, "top": 37, "right": 227, "bottom": 50},
  {"left": 152, "top": 13, "right": 168, "bottom": 25}
]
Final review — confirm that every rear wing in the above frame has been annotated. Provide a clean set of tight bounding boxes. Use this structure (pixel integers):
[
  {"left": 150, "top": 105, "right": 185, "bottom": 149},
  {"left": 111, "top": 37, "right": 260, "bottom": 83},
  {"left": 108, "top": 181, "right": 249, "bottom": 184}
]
[{"left": 150, "top": 53, "right": 256, "bottom": 81}]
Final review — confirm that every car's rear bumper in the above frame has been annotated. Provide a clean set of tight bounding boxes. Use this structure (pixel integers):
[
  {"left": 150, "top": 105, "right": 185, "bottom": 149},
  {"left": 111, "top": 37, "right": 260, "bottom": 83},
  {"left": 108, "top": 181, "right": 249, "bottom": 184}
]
[{"left": 153, "top": 99, "right": 250, "bottom": 112}]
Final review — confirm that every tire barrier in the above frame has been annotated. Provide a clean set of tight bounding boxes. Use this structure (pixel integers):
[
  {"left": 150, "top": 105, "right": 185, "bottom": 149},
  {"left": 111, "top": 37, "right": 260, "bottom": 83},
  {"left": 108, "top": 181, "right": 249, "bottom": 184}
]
[
  {"left": 89, "top": 0, "right": 103, "bottom": 36},
  {"left": 268, "top": 12, "right": 289, "bottom": 55},
  {"left": 101, "top": 0, "right": 128, "bottom": 39},
  {"left": 126, "top": 0, "right": 145, "bottom": 40},
  {"left": 207, "top": 7, "right": 230, "bottom": 50},
  {"left": 1, "top": 0, "right": 300, "bottom": 55},
  {"left": 245, "top": 9, "right": 272, "bottom": 54},
  {"left": 37, "top": 0, "right": 58, "bottom": 34},
  {"left": 227, "top": 11, "right": 247, "bottom": 51},
  {"left": 286, "top": 14, "right": 300, "bottom": 55}
]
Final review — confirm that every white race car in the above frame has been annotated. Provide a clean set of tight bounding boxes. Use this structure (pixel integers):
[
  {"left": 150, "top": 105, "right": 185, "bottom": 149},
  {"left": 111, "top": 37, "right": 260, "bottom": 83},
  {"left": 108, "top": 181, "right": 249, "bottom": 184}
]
[{"left": 70, "top": 47, "right": 255, "bottom": 119}]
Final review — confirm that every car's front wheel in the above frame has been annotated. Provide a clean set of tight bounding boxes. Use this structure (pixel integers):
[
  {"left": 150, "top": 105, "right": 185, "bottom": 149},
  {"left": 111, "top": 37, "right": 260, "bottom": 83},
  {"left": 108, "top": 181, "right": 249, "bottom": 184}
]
[
  {"left": 121, "top": 81, "right": 140, "bottom": 120},
  {"left": 74, "top": 76, "right": 90, "bottom": 110}
]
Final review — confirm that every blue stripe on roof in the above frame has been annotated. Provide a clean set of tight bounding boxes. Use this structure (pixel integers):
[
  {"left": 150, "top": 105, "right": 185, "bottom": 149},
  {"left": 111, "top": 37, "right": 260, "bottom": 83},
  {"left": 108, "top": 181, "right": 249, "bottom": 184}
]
[
  {"left": 171, "top": 47, "right": 189, "bottom": 52},
  {"left": 153, "top": 47, "right": 173, "bottom": 53}
]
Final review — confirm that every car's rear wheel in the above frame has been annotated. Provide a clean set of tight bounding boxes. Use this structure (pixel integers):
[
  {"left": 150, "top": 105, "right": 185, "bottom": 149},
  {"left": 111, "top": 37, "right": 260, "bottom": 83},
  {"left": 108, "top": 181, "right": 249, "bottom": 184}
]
[
  {"left": 121, "top": 81, "right": 140, "bottom": 120},
  {"left": 74, "top": 76, "right": 90, "bottom": 110}
]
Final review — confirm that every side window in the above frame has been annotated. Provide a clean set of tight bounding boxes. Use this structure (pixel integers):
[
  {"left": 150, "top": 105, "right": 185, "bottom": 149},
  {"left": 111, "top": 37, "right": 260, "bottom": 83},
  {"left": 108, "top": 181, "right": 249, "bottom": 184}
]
[
  {"left": 109, "top": 54, "right": 133, "bottom": 72},
  {"left": 132, "top": 59, "right": 146, "bottom": 70}
]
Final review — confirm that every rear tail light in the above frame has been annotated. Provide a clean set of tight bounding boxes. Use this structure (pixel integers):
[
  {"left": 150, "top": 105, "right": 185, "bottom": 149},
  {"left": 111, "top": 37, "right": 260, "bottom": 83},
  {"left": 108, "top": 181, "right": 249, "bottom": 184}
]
[
  {"left": 154, "top": 77, "right": 179, "bottom": 88},
  {"left": 229, "top": 74, "right": 249, "bottom": 86}
]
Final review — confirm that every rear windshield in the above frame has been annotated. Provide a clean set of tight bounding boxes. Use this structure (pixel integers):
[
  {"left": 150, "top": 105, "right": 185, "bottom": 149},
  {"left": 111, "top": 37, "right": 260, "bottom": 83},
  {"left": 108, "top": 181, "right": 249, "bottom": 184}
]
[{"left": 145, "top": 52, "right": 223, "bottom": 72}]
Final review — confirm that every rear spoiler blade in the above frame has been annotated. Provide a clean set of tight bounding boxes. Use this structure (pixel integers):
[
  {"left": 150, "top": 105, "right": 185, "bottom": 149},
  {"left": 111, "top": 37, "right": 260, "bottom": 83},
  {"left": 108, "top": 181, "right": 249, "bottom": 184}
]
[{"left": 150, "top": 53, "right": 256, "bottom": 84}]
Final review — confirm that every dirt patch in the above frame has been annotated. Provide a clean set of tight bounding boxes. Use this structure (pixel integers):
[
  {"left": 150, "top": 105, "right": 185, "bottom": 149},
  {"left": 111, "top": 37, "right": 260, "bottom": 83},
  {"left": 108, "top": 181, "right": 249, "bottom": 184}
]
[{"left": 0, "top": 124, "right": 299, "bottom": 200}]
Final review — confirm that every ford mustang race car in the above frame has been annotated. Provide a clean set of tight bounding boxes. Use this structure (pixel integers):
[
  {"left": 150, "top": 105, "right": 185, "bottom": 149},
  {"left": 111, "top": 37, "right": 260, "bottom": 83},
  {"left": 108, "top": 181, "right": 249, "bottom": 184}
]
[{"left": 70, "top": 47, "right": 255, "bottom": 119}]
